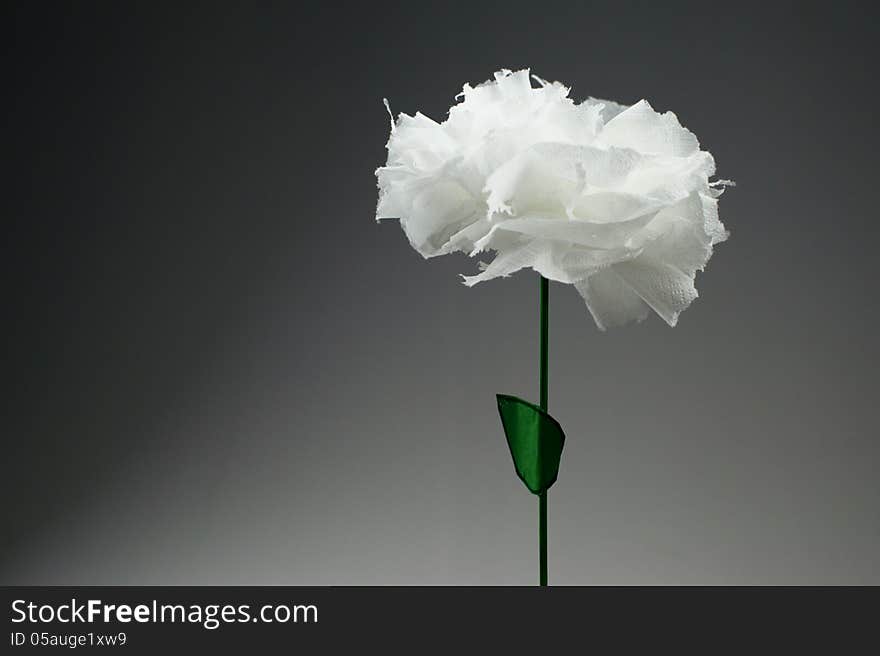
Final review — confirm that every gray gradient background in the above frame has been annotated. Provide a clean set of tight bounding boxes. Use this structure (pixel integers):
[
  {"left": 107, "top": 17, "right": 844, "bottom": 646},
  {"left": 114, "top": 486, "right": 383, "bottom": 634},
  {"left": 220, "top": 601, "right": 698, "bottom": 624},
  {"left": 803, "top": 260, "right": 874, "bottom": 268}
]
[{"left": 4, "top": 2, "right": 879, "bottom": 584}]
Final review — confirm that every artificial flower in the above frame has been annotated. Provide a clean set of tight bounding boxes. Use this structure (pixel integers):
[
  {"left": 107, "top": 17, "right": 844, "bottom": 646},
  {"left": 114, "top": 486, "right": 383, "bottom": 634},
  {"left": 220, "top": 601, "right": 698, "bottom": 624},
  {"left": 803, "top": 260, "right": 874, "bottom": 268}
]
[{"left": 376, "top": 69, "right": 730, "bottom": 329}]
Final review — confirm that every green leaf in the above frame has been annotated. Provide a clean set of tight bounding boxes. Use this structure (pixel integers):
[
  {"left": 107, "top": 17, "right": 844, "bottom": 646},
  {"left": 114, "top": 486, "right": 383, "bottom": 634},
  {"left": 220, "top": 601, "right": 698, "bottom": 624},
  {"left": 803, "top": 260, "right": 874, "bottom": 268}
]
[{"left": 496, "top": 394, "right": 566, "bottom": 495}]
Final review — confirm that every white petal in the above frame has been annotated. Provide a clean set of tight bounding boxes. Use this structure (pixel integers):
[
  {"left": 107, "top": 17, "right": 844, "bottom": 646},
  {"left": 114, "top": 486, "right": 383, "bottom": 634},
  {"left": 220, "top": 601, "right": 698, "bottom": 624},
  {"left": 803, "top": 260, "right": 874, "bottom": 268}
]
[
  {"left": 483, "top": 143, "right": 643, "bottom": 218},
  {"left": 402, "top": 178, "right": 480, "bottom": 256},
  {"left": 612, "top": 259, "right": 698, "bottom": 326},
  {"left": 623, "top": 150, "right": 716, "bottom": 202},
  {"left": 575, "top": 269, "right": 649, "bottom": 330},
  {"left": 462, "top": 240, "right": 539, "bottom": 286},
  {"left": 567, "top": 191, "right": 662, "bottom": 224},
  {"left": 596, "top": 99, "right": 700, "bottom": 157},
  {"left": 473, "top": 214, "right": 654, "bottom": 251},
  {"left": 635, "top": 192, "right": 727, "bottom": 276},
  {"left": 385, "top": 112, "right": 457, "bottom": 171},
  {"left": 584, "top": 96, "right": 630, "bottom": 124}
]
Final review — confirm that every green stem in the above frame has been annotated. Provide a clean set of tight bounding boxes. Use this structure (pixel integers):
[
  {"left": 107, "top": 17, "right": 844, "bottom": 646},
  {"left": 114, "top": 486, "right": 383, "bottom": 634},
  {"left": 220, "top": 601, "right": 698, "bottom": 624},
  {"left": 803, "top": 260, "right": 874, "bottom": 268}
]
[{"left": 539, "top": 275, "right": 549, "bottom": 587}]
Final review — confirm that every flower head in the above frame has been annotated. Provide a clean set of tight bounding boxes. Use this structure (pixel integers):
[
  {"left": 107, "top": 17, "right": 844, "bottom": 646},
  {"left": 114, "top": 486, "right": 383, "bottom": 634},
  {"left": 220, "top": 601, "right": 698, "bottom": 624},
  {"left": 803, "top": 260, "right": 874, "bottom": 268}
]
[{"left": 376, "top": 69, "right": 730, "bottom": 329}]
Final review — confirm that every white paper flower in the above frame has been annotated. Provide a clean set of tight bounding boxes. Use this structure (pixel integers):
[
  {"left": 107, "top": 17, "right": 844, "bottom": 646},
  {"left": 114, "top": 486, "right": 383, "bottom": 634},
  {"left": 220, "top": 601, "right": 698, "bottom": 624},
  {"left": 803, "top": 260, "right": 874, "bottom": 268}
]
[{"left": 376, "top": 69, "right": 730, "bottom": 329}]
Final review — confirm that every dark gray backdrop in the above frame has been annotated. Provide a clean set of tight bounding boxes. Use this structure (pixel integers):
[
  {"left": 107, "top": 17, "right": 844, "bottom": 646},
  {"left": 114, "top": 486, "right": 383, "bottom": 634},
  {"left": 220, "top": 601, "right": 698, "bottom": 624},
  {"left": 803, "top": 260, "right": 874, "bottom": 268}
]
[{"left": 5, "top": 2, "right": 879, "bottom": 584}]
